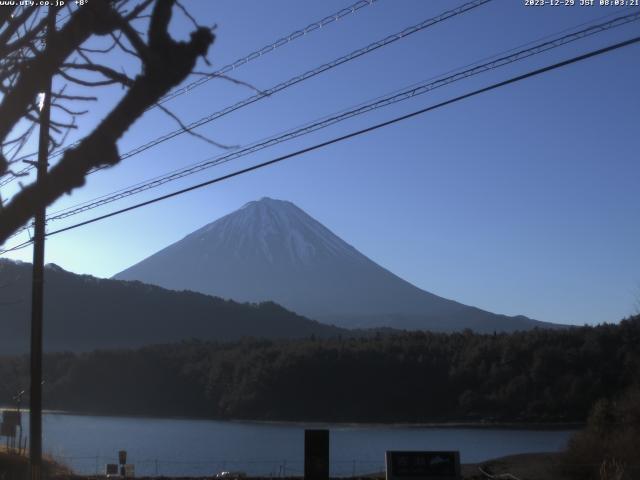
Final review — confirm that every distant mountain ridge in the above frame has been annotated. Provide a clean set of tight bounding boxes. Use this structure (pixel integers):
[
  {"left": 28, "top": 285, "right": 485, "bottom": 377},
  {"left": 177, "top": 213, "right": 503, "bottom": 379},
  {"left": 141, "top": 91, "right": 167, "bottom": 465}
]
[
  {"left": 115, "top": 197, "right": 559, "bottom": 333},
  {"left": 0, "top": 259, "right": 344, "bottom": 354}
]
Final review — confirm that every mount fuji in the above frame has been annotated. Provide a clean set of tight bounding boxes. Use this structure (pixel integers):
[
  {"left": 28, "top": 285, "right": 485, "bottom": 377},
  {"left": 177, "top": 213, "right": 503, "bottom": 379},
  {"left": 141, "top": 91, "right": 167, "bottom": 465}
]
[{"left": 114, "top": 197, "right": 556, "bottom": 333}]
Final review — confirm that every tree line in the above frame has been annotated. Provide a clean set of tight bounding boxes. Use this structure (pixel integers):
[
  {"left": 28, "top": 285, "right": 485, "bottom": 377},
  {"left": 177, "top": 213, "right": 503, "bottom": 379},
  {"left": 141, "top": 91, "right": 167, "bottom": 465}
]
[{"left": 1, "top": 315, "right": 638, "bottom": 423}]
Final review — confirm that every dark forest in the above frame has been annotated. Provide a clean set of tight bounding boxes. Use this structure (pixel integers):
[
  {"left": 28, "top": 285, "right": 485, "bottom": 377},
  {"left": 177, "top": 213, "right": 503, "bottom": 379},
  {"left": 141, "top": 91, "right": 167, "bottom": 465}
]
[{"left": 1, "top": 315, "right": 638, "bottom": 423}]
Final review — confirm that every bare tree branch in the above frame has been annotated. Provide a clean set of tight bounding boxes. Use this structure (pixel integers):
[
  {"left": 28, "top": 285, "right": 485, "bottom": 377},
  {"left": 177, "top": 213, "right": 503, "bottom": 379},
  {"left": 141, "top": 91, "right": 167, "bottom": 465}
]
[
  {"left": 190, "top": 71, "right": 266, "bottom": 95},
  {"left": 0, "top": 0, "right": 216, "bottom": 243},
  {"left": 62, "top": 62, "right": 135, "bottom": 87},
  {"left": 0, "top": 1, "right": 115, "bottom": 150},
  {"left": 156, "top": 103, "right": 237, "bottom": 150}
]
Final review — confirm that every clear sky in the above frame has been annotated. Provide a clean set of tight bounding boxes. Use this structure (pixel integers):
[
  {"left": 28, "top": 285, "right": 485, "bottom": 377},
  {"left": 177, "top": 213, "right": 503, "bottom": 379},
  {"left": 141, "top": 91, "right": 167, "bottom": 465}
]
[{"left": 2, "top": 0, "right": 639, "bottom": 326}]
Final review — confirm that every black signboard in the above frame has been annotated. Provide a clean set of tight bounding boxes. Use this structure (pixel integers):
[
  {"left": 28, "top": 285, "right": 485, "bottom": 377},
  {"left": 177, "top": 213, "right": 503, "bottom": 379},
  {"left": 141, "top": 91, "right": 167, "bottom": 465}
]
[
  {"left": 304, "top": 429, "right": 329, "bottom": 480},
  {"left": 105, "top": 464, "right": 119, "bottom": 476},
  {"left": 385, "top": 451, "right": 460, "bottom": 480},
  {"left": 2, "top": 410, "right": 21, "bottom": 427},
  {"left": 1, "top": 422, "right": 17, "bottom": 437}
]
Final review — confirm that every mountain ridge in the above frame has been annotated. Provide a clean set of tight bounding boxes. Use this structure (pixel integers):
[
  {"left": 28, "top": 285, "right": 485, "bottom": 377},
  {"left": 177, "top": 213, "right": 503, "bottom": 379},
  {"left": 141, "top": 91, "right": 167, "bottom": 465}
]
[{"left": 0, "top": 258, "right": 345, "bottom": 354}]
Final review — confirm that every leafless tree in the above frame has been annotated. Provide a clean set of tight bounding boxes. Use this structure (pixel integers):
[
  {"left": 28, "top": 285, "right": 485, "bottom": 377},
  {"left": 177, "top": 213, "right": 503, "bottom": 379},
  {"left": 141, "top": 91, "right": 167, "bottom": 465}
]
[{"left": 0, "top": 0, "right": 216, "bottom": 244}]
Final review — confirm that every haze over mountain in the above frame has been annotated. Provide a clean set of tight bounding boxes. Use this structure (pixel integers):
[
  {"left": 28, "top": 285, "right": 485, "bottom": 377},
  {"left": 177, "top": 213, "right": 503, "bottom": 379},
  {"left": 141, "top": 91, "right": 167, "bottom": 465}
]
[
  {"left": 115, "top": 197, "right": 557, "bottom": 332},
  {"left": 0, "top": 259, "right": 344, "bottom": 354}
]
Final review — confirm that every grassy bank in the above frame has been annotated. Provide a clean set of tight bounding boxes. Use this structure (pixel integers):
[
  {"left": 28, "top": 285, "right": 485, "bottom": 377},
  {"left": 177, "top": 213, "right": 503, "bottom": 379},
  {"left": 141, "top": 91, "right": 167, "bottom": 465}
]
[{"left": 0, "top": 447, "right": 72, "bottom": 480}]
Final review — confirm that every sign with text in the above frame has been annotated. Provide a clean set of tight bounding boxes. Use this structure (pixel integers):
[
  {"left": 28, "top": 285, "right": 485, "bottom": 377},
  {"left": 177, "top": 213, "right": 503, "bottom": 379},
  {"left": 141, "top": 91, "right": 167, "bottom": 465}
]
[{"left": 385, "top": 451, "right": 461, "bottom": 480}]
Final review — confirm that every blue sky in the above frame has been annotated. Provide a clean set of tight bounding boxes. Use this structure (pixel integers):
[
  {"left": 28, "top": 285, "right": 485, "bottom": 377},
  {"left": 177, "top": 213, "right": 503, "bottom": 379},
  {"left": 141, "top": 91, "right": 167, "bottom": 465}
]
[{"left": 2, "top": 0, "right": 639, "bottom": 326}]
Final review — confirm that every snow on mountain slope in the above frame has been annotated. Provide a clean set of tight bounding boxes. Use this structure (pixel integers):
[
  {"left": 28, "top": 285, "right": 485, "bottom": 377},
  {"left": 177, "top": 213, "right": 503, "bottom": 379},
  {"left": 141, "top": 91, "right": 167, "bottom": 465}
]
[
  {"left": 198, "top": 197, "right": 359, "bottom": 265},
  {"left": 114, "top": 197, "right": 557, "bottom": 332}
]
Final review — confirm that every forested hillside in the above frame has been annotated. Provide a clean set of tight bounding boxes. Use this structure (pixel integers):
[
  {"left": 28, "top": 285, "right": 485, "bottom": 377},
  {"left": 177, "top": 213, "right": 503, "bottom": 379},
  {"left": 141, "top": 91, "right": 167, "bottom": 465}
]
[
  {"left": 1, "top": 316, "right": 638, "bottom": 423},
  {"left": 0, "top": 259, "right": 344, "bottom": 354}
]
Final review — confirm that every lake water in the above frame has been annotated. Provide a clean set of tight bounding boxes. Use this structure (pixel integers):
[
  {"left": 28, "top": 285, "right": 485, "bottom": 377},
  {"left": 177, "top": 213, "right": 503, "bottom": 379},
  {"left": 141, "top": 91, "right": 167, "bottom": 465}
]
[{"left": 25, "top": 413, "right": 575, "bottom": 476}]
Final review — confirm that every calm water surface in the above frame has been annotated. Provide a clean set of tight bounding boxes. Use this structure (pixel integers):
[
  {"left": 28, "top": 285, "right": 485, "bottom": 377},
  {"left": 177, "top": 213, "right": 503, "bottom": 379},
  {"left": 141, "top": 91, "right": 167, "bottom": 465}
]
[{"left": 27, "top": 413, "right": 575, "bottom": 476}]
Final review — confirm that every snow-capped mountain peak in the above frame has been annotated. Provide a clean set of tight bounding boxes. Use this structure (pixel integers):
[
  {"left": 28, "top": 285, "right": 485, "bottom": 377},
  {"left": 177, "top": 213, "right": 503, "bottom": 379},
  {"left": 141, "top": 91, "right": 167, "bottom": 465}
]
[
  {"left": 114, "top": 197, "right": 550, "bottom": 333},
  {"left": 187, "top": 197, "right": 358, "bottom": 266}
]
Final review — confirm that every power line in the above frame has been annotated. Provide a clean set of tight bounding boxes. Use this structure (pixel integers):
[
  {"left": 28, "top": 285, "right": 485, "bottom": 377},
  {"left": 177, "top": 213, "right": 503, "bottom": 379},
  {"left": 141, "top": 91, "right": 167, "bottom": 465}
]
[
  {"left": 155, "top": 0, "right": 381, "bottom": 106},
  {"left": 4, "top": 7, "right": 636, "bottom": 243},
  {"left": 21, "top": 10, "right": 639, "bottom": 232},
  {"left": 0, "top": 0, "right": 381, "bottom": 187},
  {"left": 0, "top": 238, "right": 33, "bottom": 254},
  {"left": 2, "top": 33, "right": 638, "bottom": 254},
  {"left": 89, "top": 0, "right": 491, "bottom": 172},
  {"left": 41, "top": 6, "right": 638, "bottom": 219}
]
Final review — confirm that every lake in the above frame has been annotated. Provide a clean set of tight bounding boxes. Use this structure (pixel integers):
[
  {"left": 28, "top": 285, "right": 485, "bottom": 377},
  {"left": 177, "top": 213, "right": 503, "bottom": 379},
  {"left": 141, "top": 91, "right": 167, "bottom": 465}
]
[{"left": 25, "top": 413, "right": 576, "bottom": 476}]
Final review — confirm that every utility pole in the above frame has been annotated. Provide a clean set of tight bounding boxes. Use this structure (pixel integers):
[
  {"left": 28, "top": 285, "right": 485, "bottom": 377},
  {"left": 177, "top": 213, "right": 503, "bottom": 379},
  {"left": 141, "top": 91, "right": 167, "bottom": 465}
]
[{"left": 29, "top": 6, "right": 55, "bottom": 480}]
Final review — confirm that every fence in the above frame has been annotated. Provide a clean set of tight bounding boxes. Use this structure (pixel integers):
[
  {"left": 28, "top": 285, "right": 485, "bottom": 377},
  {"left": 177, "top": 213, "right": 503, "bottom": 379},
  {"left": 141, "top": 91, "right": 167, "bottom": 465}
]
[{"left": 50, "top": 455, "right": 386, "bottom": 478}]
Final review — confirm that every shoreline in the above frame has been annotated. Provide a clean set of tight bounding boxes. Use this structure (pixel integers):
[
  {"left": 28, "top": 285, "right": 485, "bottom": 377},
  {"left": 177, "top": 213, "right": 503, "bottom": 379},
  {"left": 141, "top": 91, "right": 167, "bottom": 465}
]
[{"left": 0, "top": 406, "right": 582, "bottom": 430}]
